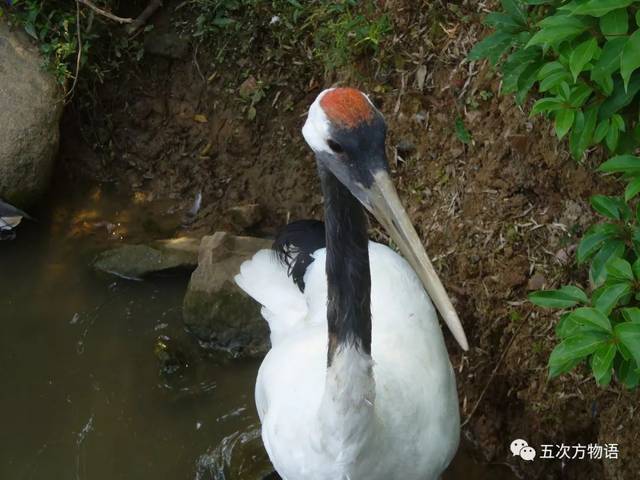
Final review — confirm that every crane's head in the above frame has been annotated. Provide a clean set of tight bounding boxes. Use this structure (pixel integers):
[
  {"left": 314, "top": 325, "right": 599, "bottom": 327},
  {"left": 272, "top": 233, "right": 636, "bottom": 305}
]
[{"left": 302, "top": 87, "right": 468, "bottom": 351}]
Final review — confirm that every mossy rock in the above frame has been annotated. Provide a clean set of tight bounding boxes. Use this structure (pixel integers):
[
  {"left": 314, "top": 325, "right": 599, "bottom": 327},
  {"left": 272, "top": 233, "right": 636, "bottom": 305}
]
[
  {"left": 182, "top": 232, "right": 272, "bottom": 358},
  {"left": 183, "top": 283, "right": 268, "bottom": 357}
]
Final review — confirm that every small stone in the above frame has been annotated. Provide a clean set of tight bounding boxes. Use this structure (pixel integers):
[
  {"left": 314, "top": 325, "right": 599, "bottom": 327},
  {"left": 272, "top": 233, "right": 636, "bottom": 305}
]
[
  {"left": 527, "top": 273, "right": 547, "bottom": 291},
  {"left": 228, "top": 204, "right": 263, "bottom": 230},
  {"left": 94, "top": 237, "right": 200, "bottom": 279},
  {"left": 239, "top": 76, "right": 259, "bottom": 99},
  {"left": 396, "top": 139, "right": 416, "bottom": 156}
]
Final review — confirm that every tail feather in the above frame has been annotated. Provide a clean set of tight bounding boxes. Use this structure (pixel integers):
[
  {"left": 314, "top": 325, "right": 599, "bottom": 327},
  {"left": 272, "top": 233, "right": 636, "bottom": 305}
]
[{"left": 235, "top": 249, "right": 308, "bottom": 345}]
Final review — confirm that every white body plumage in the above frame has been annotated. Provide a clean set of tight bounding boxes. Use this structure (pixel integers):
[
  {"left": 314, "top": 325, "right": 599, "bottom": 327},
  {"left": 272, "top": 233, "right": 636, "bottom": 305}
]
[{"left": 235, "top": 242, "right": 460, "bottom": 480}]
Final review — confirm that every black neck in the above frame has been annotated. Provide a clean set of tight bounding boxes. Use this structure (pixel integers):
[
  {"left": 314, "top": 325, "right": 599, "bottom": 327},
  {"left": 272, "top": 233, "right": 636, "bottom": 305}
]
[{"left": 319, "top": 166, "right": 372, "bottom": 366}]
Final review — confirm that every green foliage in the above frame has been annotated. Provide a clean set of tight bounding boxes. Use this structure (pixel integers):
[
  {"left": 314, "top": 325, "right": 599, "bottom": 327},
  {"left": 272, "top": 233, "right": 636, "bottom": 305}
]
[
  {"left": 307, "top": 1, "right": 391, "bottom": 72},
  {"left": 5, "top": 0, "right": 144, "bottom": 89},
  {"left": 7, "top": 0, "right": 83, "bottom": 84},
  {"left": 455, "top": 117, "right": 473, "bottom": 144},
  {"left": 529, "top": 194, "right": 640, "bottom": 389},
  {"left": 190, "top": 0, "right": 391, "bottom": 73},
  {"left": 193, "top": 0, "right": 255, "bottom": 36},
  {"left": 469, "top": 0, "right": 640, "bottom": 160}
]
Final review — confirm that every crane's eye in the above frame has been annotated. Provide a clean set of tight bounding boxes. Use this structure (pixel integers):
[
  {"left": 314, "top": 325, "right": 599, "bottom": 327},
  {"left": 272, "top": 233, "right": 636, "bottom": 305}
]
[{"left": 327, "top": 139, "right": 344, "bottom": 154}]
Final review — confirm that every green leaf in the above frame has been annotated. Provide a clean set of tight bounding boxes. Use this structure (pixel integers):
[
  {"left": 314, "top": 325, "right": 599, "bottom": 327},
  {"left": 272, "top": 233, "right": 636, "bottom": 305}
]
[
  {"left": 599, "top": 8, "right": 629, "bottom": 36},
  {"left": 528, "top": 285, "right": 589, "bottom": 308},
  {"left": 549, "top": 356, "right": 582, "bottom": 378},
  {"left": 570, "top": 38, "right": 599, "bottom": 81},
  {"left": 621, "top": 307, "right": 640, "bottom": 323},
  {"left": 557, "top": 313, "right": 581, "bottom": 338},
  {"left": 598, "top": 72, "right": 640, "bottom": 119},
  {"left": 590, "top": 239, "right": 625, "bottom": 286},
  {"left": 538, "top": 61, "right": 566, "bottom": 80},
  {"left": 617, "top": 357, "right": 640, "bottom": 388},
  {"left": 594, "top": 119, "right": 610, "bottom": 143},
  {"left": 531, "top": 97, "right": 564, "bottom": 115},
  {"left": 615, "top": 322, "right": 640, "bottom": 365},
  {"left": 501, "top": 0, "right": 528, "bottom": 24},
  {"left": 569, "top": 307, "right": 613, "bottom": 332},
  {"left": 578, "top": 224, "right": 621, "bottom": 263},
  {"left": 501, "top": 49, "right": 543, "bottom": 94},
  {"left": 570, "top": 107, "right": 598, "bottom": 159},
  {"left": 455, "top": 117, "right": 472, "bottom": 144},
  {"left": 606, "top": 123, "right": 621, "bottom": 151},
  {"left": 590, "top": 195, "right": 622, "bottom": 219},
  {"left": 539, "top": 70, "right": 572, "bottom": 92},
  {"left": 599, "top": 154, "right": 640, "bottom": 173},
  {"left": 569, "top": 83, "right": 594, "bottom": 107},
  {"left": 549, "top": 331, "right": 611, "bottom": 378},
  {"left": 571, "top": 0, "right": 634, "bottom": 17},
  {"left": 606, "top": 257, "right": 634, "bottom": 282},
  {"left": 592, "top": 342, "right": 616, "bottom": 385},
  {"left": 469, "top": 31, "right": 515, "bottom": 64},
  {"left": 611, "top": 113, "right": 626, "bottom": 131},
  {"left": 24, "top": 23, "right": 38, "bottom": 40},
  {"left": 516, "top": 62, "right": 543, "bottom": 104},
  {"left": 624, "top": 176, "right": 640, "bottom": 201},
  {"left": 592, "top": 38, "right": 627, "bottom": 79},
  {"left": 621, "top": 30, "right": 640, "bottom": 91},
  {"left": 527, "top": 24, "right": 590, "bottom": 48},
  {"left": 594, "top": 282, "right": 631, "bottom": 314},
  {"left": 485, "top": 12, "right": 526, "bottom": 32},
  {"left": 554, "top": 109, "right": 575, "bottom": 139}
]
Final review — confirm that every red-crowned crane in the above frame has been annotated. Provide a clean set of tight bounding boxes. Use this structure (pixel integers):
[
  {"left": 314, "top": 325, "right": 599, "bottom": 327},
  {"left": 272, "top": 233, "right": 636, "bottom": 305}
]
[{"left": 235, "top": 88, "right": 468, "bottom": 480}]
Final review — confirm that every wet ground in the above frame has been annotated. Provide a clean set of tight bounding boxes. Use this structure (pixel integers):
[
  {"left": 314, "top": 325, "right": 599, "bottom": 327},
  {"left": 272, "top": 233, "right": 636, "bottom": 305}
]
[{"left": 0, "top": 188, "right": 516, "bottom": 479}]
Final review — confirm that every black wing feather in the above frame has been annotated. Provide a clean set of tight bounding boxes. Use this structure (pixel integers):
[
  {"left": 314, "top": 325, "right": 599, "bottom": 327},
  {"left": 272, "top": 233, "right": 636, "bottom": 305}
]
[{"left": 272, "top": 220, "right": 325, "bottom": 292}]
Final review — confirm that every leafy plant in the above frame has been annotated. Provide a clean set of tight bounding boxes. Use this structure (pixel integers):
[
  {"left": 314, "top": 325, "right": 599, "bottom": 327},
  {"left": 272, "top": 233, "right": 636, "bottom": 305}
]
[
  {"left": 469, "top": 0, "right": 640, "bottom": 160},
  {"left": 306, "top": 0, "right": 391, "bottom": 72},
  {"left": 7, "top": 0, "right": 82, "bottom": 84},
  {"left": 530, "top": 194, "right": 640, "bottom": 389}
]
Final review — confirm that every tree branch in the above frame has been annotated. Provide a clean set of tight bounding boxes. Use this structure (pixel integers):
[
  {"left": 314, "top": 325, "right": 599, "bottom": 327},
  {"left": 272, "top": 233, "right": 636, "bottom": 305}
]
[
  {"left": 126, "top": 0, "right": 163, "bottom": 34},
  {"left": 78, "top": 0, "right": 133, "bottom": 24}
]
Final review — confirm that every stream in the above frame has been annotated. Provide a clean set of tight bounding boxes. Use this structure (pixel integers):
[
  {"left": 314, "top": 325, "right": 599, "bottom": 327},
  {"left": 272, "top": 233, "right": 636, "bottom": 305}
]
[{"left": 0, "top": 186, "right": 517, "bottom": 479}]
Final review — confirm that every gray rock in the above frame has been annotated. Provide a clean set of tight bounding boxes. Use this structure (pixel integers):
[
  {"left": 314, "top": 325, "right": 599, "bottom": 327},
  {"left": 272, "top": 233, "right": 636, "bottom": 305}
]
[
  {"left": 144, "top": 32, "right": 189, "bottom": 59},
  {"left": 195, "top": 426, "right": 277, "bottom": 479},
  {"left": 396, "top": 139, "right": 416, "bottom": 156},
  {"left": 0, "top": 22, "right": 63, "bottom": 205},
  {"left": 228, "top": 203, "right": 263, "bottom": 230},
  {"left": 183, "top": 232, "right": 272, "bottom": 357},
  {"left": 94, "top": 237, "right": 200, "bottom": 279}
]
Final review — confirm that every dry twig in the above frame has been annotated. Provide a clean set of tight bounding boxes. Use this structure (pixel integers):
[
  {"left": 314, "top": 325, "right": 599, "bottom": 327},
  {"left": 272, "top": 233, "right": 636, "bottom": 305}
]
[
  {"left": 78, "top": 0, "right": 133, "bottom": 24},
  {"left": 65, "top": 0, "right": 83, "bottom": 102}
]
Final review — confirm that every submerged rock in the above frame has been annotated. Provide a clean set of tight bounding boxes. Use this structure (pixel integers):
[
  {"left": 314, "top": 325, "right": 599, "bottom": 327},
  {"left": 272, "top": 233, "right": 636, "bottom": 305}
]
[
  {"left": 0, "top": 22, "right": 63, "bottom": 205},
  {"left": 94, "top": 237, "right": 200, "bottom": 279},
  {"left": 183, "top": 232, "right": 271, "bottom": 357},
  {"left": 194, "top": 426, "right": 277, "bottom": 480}
]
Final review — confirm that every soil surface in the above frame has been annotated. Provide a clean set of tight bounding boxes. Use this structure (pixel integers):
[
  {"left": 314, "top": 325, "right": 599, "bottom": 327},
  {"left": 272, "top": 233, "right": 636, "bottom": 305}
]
[{"left": 55, "top": 1, "right": 638, "bottom": 478}]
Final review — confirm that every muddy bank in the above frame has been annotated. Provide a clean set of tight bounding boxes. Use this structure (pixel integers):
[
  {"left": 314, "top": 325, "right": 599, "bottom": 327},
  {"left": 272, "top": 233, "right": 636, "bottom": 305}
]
[{"left": 54, "top": 1, "right": 636, "bottom": 478}]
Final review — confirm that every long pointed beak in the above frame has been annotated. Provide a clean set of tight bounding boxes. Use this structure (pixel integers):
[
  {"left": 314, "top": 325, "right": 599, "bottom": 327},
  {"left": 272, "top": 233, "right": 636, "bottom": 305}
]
[{"left": 364, "top": 170, "right": 469, "bottom": 351}]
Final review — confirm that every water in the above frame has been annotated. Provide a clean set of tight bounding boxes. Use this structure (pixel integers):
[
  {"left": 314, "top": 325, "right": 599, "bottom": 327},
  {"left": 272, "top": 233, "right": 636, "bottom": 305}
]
[{"left": 0, "top": 187, "right": 516, "bottom": 479}]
